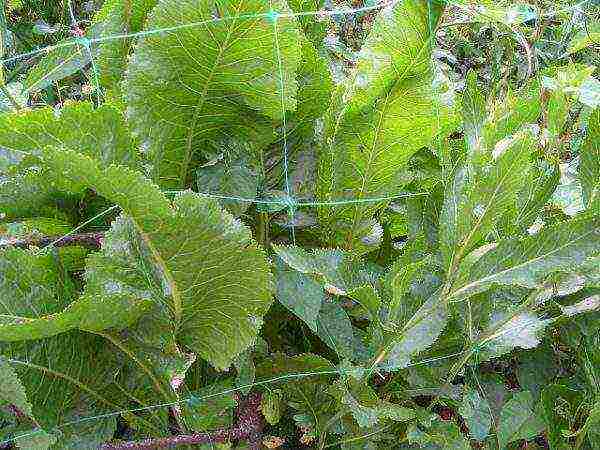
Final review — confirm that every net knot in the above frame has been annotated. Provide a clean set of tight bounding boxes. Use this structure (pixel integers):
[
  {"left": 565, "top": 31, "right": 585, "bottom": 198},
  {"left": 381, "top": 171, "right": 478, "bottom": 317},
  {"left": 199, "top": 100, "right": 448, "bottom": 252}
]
[
  {"left": 75, "top": 37, "right": 91, "bottom": 48},
  {"left": 186, "top": 395, "right": 202, "bottom": 407},
  {"left": 282, "top": 195, "right": 298, "bottom": 211},
  {"left": 266, "top": 9, "right": 279, "bottom": 23}
]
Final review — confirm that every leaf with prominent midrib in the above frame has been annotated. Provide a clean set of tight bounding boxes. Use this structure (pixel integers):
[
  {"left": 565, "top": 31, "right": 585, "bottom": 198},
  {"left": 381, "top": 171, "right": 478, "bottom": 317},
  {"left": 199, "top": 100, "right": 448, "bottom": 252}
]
[
  {"left": 92, "top": 0, "right": 159, "bottom": 90},
  {"left": 0, "top": 252, "right": 122, "bottom": 439},
  {"left": 38, "top": 147, "right": 274, "bottom": 370},
  {"left": 449, "top": 215, "right": 600, "bottom": 302},
  {"left": 316, "top": 0, "right": 457, "bottom": 250},
  {"left": 440, "top": 129, "right": 536, "bottom": 272},
  {"left": 125, "top": 0, "right": 301, "bottom": 188},
  {"left": 2, "top": 332, "right": 122, "bottom": 444},
  {"left": 580, "top": 108, "right": 599, "bottom": 210}
]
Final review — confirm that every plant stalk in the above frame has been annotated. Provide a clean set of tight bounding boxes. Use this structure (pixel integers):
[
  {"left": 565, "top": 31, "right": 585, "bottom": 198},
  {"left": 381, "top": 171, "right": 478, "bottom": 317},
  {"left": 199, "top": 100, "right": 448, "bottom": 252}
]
[
  {"left": 99, "top": 393, "right": 264, "bottom": 450},
  {"left": 446, "top": 289, "right": 543, "bottom": 382}
]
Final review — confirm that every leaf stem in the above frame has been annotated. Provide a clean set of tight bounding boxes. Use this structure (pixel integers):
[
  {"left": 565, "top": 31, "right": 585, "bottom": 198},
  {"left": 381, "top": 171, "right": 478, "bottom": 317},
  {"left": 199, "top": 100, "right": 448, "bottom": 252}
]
[
  {"left": 257, "top": 212, "right": 270, "bottom": 248},
  {"left": 446, "top": 289, "right": 543, "bottom": 381}
]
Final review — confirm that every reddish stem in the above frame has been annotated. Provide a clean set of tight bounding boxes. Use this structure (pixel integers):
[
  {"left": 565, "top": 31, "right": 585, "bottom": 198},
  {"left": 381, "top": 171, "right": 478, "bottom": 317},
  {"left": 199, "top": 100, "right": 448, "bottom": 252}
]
[{"left": 99, "top": 394, "right": 264, "bottom": 450}]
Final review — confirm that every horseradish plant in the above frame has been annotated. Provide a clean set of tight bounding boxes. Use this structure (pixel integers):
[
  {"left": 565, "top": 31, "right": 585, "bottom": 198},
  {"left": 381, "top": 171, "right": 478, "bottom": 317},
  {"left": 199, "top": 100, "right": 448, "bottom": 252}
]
[{"left": 0, "top": 0, "right": 598, "bottom": 448}]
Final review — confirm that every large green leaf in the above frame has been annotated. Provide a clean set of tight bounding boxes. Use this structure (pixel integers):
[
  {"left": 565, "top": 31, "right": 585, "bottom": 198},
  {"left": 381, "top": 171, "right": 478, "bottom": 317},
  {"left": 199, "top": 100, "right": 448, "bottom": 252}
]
[
  {"left": 380, "top": 293, "right": 448, "bottom": 372},
  {"left": 440, "top": 129, "right": 536, "bottom": 272},
  {"left": 0, "top": 248, "right": 76, "bottom": 340},
  {"left": 0, "top": 102, "right": 139, "bottom": 219},
  {"left": 125, "top": 0, "right": 301, "bottom": 188},
  {"left": 505, "top": 160, "right": 559, "bottom": 235},
  {"left": 92, "top": 0, "right": 159, "bottom": 90},
  {"left": 581, "top": 108, "right": 599, "bottom": 210},
  {"left": 461, "top": 71, "right": 486, "bottom": 157},
  {"left": 448, "top": 215, "right": 600, "bottom": 302},
  {"left": 38, "top": 148, "right": 274, "bottom": 370},
  {"left": 2, "top": 332, "right": 122, "bottom": 444},
  {"left": 316, "top": 0, "right": 456, "bottom": 250},
  {"left": 0, "top": 101, "right": 138, "bottom": 170},
  {"left": 406, "top": 419, "right": 470, "bottom": 449},
  {"left": 0, "top": 250, "right": 121, "bottom": 442},
  {"left": 273, "top": 244, "right": 376, "bottom": 294},
  {"left": 477, "top": 310, "right": 554, "bottom": 361}
]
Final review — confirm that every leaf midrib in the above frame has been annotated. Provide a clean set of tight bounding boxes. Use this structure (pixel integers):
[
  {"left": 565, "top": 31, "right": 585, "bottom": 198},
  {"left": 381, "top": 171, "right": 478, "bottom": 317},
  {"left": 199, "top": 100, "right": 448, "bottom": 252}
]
[
  {"left": 339, "top": 19, "right": 436, "bottom": 247},
  {"left": 448, "top": 224, "right": 598, "bottom": 301},
  {"left": 181, "top": 0, "right": 246, "bottom": 185},
  {"left": 449, "top": 138, "right": 529, "bottom": 273}
]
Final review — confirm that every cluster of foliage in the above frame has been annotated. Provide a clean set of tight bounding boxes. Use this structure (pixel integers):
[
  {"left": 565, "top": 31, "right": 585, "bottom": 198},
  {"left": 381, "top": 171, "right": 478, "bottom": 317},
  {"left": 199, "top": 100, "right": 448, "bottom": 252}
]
[{"left": 0, "top": 0, "right": 599, "bottom": 448}]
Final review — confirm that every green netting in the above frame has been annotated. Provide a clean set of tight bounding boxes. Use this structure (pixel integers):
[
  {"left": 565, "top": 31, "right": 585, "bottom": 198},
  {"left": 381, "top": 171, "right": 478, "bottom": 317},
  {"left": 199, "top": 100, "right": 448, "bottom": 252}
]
[{"left": 0, "top": 0, "right": 596, "bottom": 445}]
